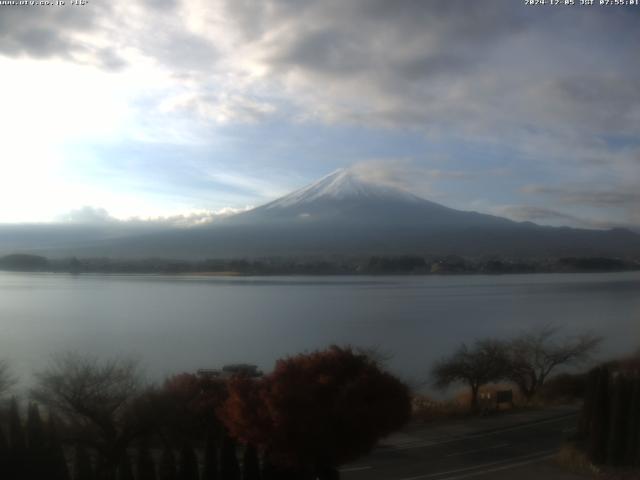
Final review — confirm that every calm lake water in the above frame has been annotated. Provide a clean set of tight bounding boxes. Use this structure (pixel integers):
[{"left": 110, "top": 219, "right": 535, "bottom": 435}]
[{"left": 1, "top": 271, "right": 639, "bottom": 388}]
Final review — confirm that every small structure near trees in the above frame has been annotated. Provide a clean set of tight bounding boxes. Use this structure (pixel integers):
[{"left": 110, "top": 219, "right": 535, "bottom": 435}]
[{"left": 431, "top": 327, "right": 601, "bottom": 411}]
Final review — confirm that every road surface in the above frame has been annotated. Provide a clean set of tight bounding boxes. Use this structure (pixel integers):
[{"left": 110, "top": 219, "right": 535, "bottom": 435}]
[{"left": 341, "top": 409, "right": 587, "bottom": 480}]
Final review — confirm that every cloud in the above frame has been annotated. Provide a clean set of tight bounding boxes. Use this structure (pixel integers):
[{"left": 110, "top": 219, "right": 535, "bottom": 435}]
[
  {"left": 58, "top": 205, "right": 252, "bottom": 228},
  {"left": 60, "top": 206, "right": 116, "bottom": 224},
  {"left": 522, "top": 184, "right": 640, "bottom": 223},
  {"left": 125, "top": 207, "right": 253, "bottom": 227},
  {"left": 5, "top": 1, "right": 638, "bottom": 142},
  {"left": 518, "top": 184, "right": 640, "bottom": 231},
  {"left": 215, "top": 1, "right": 637, "bottom": 135},
  {"left": 160, "top": 92, "right": 276, "bottom": 124},
  {"left": 0, "top": 2, "right": 120, "bottom": 67},
  {"left": 495, "top": 205, "right": 583, "bottom": 224},
  {"left": 348, "top": 159, "right": 474, "bottom": 192},
  {"left": 5, "top": 1, "right": 639, "bottom": 137},
  {"left": 522, "top": 185, "right": 640, "bottom": 208},
  {"left": 494, "top": 204, "right": 640, "bottom": 232}
]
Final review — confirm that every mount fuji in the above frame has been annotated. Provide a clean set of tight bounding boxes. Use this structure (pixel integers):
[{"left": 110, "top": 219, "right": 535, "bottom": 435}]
[
  {"left": 229, "top": 169, "right": 512, "bottom": 229},
  {"left": 3, "top": 169, "right": 640, "bottom": 259}
]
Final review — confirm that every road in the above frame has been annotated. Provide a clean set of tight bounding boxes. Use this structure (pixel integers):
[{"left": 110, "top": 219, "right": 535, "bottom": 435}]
[{"left": 341, "top": 409, "right": 587, "bottom": 480}]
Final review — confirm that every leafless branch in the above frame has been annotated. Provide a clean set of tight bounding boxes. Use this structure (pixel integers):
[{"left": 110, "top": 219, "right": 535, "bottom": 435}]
[{"left": 506, "top": 326, "right": 602, "bottom": 400}]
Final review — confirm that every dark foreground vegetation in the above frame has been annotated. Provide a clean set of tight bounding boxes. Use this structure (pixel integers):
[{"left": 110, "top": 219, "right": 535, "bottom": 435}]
[
  {"left": 0, "top": 329, "right": 633, "bottom": 479},
  {"left": 549, "top": 351, "right": 640, "bottom": 480},
  {"left": 1, "top": 253, "right": 639, "bottom": 275},
  {"left": 0, "top": 347, "right": 411, "bottom": 480},
  {"left": 572, "top": 352, "right": 640, "bottom": 469}
]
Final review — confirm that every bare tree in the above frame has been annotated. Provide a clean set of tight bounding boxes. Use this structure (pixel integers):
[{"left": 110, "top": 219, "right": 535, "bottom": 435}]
[
  {"left": 431, "top": 340, "right": 509, "bottom": 412},
  {"left": 0, "top": 359, "right": 16, "bottom": 396},
  {"left": 30, "top": 352, "right": 149, "bottom": 480},
  {"left": 505, "top": 326, "right": 602, "bottom": 401}
]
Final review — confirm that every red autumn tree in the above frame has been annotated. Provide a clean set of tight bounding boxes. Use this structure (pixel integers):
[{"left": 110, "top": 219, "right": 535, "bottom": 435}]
[
  {"left": 220, "top": 346, "right": 411, "bottom": 475},
  {"left": 162, "top": 373, "right": 228, "bottom": 438},
  {"left": 218, "top": 375, "right": 272, "bottom": 447}
]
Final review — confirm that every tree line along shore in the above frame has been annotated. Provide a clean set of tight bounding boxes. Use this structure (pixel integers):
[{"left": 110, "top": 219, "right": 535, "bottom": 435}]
[{"left": 0, "top": 253, "right": 639, "bottom": 275}]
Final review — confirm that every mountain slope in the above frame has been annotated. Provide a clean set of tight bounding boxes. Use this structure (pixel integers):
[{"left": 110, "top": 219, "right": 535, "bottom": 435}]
[
  {"left": 229, "top": 169, "right": 513, "bottom": 228},
  {"left": 5, "top": 169, "right": 640, "bottom": 259}
]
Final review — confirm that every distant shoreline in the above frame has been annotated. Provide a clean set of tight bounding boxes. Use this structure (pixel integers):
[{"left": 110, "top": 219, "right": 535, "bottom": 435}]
[
  {"left": 1, "top": 252, "right": 639, "bottom": 277},
  {"left": 13, "top": 270, "right": 639, "bottom": 278},
  {"left": 177, "top": 271, "right": 242, "bottom": 277},
  {"left": 1, "top": 267, "right": 639, "bottom": 278}
]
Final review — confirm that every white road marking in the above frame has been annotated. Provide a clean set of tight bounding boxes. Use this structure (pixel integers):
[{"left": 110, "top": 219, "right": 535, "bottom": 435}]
[
  {"left": 445, "top": 443, "right": 510, "bottom": 457},
  {"left": 394, "top": 450, "right": 555, "bottom": 480},
  {"left": 387, "top": 415, "right": 576, "bottom": 451},
  {"left": 339, "top": 465, "right": 373, "bottom": 472}
]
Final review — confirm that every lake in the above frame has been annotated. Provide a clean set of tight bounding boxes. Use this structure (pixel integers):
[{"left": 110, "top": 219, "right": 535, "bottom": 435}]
[{"left": 0, "top": 271, "right": 638, "bottom": 389}]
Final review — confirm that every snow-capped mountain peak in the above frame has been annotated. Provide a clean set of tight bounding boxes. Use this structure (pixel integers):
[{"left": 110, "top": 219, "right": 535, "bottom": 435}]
[{"left": 263, "top": 169, "right": 422, "bottom": 210}]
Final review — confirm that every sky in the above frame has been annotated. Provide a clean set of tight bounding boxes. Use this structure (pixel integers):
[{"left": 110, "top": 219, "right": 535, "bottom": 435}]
[{"left": 0, "top": 0, "right": 639, "bottom": 230}]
